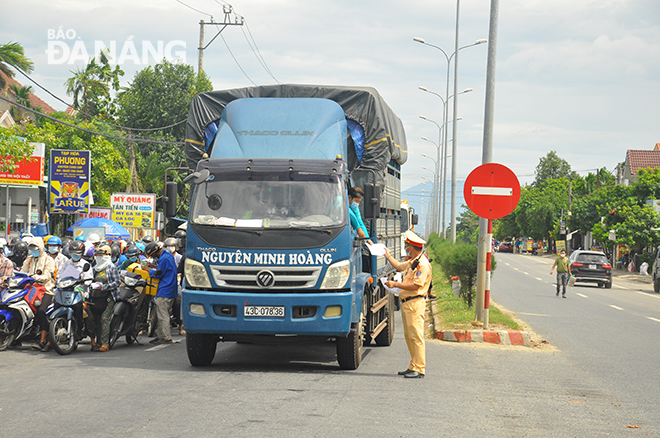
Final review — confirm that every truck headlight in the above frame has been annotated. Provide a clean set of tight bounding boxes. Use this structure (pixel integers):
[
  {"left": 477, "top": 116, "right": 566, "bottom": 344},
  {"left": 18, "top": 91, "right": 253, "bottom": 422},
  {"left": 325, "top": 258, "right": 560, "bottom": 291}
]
[
  {"left": 320, "top": 260, "right": 350, "bottom": 289},
  {"left": 185, "top": 258, "right": 212, "bottom": 288}
]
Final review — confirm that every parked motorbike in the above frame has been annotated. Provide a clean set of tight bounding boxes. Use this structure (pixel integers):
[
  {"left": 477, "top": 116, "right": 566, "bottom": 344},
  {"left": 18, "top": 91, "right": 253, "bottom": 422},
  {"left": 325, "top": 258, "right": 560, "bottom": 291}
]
[
  {"left": 108, "top": 271, "right": 150, "bottom": 348},
  {"left": 0, "top": 272, "right": 44, "bottom": 351},
  {"left": 47, "top": 273, "right": 92, "bottom": 355}
]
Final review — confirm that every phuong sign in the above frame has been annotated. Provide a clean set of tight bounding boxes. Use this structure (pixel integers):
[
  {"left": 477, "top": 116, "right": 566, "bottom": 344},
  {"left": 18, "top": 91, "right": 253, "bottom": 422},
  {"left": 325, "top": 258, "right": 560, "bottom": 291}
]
[
  {"left": 111, "top": 193, "right": 156, "bottom": 229},
  {"left": 0, "top": 142, "right": 45, "bottom": 186},
  {"left": 49, "top": 149, "right": 91, "bottom": 213}
]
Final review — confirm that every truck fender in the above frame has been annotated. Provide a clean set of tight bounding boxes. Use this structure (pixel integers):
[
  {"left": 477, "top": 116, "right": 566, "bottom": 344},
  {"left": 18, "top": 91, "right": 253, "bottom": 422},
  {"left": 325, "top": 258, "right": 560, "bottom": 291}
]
[
  {"left": 48, "top": 306, "right": 73, "bottom": 321},
  {"left": 351, "top": 273, "right": 371, "bottom": 324}
]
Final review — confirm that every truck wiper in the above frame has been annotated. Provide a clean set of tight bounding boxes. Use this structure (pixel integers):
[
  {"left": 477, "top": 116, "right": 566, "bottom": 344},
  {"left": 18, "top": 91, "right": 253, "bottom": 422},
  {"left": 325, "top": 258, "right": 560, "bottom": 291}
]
[
  {"left": 231, "top": 228, "right": 263, "bottom": 235},
  {"left": 290, "top": 227, "right": 333, "bottom": 234}
]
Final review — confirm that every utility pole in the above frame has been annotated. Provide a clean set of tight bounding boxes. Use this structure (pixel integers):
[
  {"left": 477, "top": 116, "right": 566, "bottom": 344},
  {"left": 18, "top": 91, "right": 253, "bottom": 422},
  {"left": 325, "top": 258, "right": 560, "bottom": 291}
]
[{"left": 197, "top": 4, "right": 245, "bottom": 73}]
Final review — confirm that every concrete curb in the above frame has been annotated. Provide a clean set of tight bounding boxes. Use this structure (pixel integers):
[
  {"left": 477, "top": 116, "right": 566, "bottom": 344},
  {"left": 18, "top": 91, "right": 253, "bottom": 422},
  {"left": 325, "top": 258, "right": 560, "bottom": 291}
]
[{"left": 430, "top": 298, "right": 531, "bottom": 346}]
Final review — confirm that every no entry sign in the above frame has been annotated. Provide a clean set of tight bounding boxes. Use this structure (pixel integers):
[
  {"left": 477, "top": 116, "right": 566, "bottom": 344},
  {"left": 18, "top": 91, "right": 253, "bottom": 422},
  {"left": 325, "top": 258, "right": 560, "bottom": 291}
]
[{"left": 464, "top": 163, "right": 520, "bottom": 219}]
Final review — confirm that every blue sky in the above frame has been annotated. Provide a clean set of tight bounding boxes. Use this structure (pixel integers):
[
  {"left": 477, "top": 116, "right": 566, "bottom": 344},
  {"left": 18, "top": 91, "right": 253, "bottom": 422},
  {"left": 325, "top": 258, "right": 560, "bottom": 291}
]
[{"left": 2, "top": 0, "right": 659, "bottom": 227}]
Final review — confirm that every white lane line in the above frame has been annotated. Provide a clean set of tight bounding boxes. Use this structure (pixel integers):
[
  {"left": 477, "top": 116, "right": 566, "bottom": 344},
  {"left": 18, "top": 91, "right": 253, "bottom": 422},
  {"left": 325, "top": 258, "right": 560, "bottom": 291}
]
[
  {"left": 523, "top": 271, "right": 530, "bottom": 276},
  {"left": 576, "top": 293, "right": 588, "bottom": 298},
  {"left": 536, "top": 277, "right": 543, "bottom": 281},
  {"left": 614, "top": 285, "right": 626, "bottom": 289},
  {"left": 609, "top": 305, "right": 624, "bottom": 311},
  {"left": 633, "top": 290, "right": 660, "bottom": 300},
  {"left": 518, "top": 312, "right": 550, "bottom": 317},
  {"left": 505, "top": 262, "right": 510, "bottom": 266},
  {"left": 513, "top": 267, "right": 519, "bottom": 271},
  {"left": 647, "top": 317, "right": 660, "bottom": 323}
]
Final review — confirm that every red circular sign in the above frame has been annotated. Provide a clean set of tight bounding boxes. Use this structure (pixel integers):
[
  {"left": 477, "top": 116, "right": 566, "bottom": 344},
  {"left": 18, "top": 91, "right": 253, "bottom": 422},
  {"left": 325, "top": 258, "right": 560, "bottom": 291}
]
[{"left": 463, "top": 163, "right": 521, "bottom": 219}]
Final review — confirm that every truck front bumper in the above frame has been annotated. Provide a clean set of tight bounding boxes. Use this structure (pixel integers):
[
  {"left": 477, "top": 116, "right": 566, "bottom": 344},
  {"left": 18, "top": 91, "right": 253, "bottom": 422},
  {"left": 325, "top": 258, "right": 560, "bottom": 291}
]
[{"left": 182, "top": 289, "right": 354, "bottom": 336}]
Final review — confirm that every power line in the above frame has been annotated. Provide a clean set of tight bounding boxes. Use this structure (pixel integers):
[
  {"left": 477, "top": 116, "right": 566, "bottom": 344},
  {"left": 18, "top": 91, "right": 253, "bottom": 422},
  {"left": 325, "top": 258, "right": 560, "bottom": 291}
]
[
  {"left": 176, "top": 0, "right": 214, "bottom": 18},
  {"left": 241, "top": 20, "right": 280, "bottom": 83},
  {"left": 219, "top": 32, "right": 257, "bottom": 86},
  {"left": 0, "top": 95, "right": 184, "bottom": 146},
  {"left": 0, "top": 54, "right": 188, "bottom": 132}
]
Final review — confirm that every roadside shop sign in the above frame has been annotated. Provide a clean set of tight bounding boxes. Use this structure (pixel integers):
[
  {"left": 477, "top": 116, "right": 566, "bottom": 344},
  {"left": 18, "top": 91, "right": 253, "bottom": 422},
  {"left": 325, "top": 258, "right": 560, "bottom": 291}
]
[
  {"left": 110, "top": 193, "right": 156, "bottom": 229},
  {"left": 49, "top": 149, "right": 91, "bottom": 213},
  {"left": 0, "top": 142, "right": 45, "bottom": 186},
  {"left": 463, "top": 163, "right": 521, "bottom": 220},
  {"left": 76, "top": 206, "right": 112, "bottom": 222}
]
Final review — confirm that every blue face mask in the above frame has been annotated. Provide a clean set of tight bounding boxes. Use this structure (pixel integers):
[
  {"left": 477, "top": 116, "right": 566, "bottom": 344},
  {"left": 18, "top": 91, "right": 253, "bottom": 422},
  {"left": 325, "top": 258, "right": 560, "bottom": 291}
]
[
  {"left": 30, "top": 250, "right": 40, "bottom": 258},
  {"left": 48, "top": 246, "right": 59, "bottom": 255},
  {"left": 71, "top": 254, "right": 82, "bottom": 262},
  {"left": 128, "top": 256, "right": 137, "bottom": 263},
  {"left": 351, "top": 202, "right": 360, "bottom": 209}
]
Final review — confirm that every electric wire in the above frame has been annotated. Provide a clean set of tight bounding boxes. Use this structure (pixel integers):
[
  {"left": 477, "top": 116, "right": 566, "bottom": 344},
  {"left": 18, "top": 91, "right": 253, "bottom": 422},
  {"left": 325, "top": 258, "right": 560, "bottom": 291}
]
[
  {"left": 0, "top": 95, "right": 184, "bottom": 146},
  {"left": 176, "top": 0, "right": 214, "bottom": 18},
  {"left": 0, "top": 54, "right": 187, "bottom": 132},
  {"left": 218, "top": 32, "right": 257, "bottom": 86},
  {"left": 242, "top": 20, "right": 280, "bottom": 84}
]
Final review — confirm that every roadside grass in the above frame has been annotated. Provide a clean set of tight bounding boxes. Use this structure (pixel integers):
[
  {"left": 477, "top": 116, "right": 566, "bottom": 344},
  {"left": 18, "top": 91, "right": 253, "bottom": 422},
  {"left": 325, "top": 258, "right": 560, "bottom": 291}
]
[{"left": 430, "top": 259, "right": 520, "bottom": 331}]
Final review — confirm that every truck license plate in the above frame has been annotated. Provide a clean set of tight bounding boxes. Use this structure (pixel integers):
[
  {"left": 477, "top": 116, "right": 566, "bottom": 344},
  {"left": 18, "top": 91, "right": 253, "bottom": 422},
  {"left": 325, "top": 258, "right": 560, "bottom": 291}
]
[{"left": 244, "top": 306, "right": 285, "bottom": 317}]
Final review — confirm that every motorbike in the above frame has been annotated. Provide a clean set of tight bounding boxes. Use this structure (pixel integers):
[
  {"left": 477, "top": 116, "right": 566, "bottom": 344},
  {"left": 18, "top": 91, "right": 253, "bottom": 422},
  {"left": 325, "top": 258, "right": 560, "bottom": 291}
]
[
  {"left": 0, "top": 272, "right": 44, "bottom": 351},
  {"left": 108, "top": 270, "right": 150, "bottom": 348},
  {"left": 47, "top": 272, "right": 92, "bottom": 355}
]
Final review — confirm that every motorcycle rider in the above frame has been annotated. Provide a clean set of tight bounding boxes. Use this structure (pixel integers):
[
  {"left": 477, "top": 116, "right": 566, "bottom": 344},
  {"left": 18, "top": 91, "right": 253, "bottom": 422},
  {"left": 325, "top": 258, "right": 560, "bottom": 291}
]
[
  {"left": 9, "top": 238, "right": 28, "bottom": 268},
  {"left": 86, "top": 245, "right": 120, "bottom": 352},
  {"left": 119, "top": 244, "right": 142, "bottom": 270},
  {"left": 22, "top": 237, "right": 56, "bottom": 352},
  {"left": 46, "top": 236, "right": 68, "bottom": 274},
  {"left": 56, "top": 240, "right": 93, "bottom": 340},
  {"left": 0, "top": 238, "right": 14, "bottom": 288}
]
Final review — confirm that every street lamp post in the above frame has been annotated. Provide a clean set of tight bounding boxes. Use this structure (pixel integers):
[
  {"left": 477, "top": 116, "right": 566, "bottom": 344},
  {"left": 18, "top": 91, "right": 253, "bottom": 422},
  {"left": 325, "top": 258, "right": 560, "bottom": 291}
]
[
  {"left": 419, "top": 116, "right": 442, "bottom": 235},
  {"left": 414, "top": 36, "right": 487, "bottom": 242}
]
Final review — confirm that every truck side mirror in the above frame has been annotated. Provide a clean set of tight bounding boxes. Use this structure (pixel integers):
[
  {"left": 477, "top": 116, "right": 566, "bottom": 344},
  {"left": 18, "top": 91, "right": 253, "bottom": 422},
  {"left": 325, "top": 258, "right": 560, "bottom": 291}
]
[
  {"left": 363, "top": 183, "right": 381, "bottom": 219},
  {"left": 412, "top": 214, "right": 418, "bottom": 225},
  {"left": 165, "top": 182, "right": 178, "bottom": 218}
]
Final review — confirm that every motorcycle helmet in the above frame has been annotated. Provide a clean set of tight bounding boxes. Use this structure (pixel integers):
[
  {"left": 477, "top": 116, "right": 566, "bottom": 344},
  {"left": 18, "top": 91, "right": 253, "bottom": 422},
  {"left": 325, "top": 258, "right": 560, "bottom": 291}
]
[
  {"left": 74, "top": 235, "right": 86, "bottom": 242},
  {"left": 60, "top": 237, "right": 72, "bottom": 257},
  {"left": 125, "top": 244, "right": 140, "bottom": 258},
  {"left": 110, "top": 242, "right": 121, "bottom": 263},
  {"left": 135, "top": 241, "right": 146, "bottom": 253},
  {"left": 174, "top": 230, "right": 186, "bottom": 248},
  {"left": 12, "top": 240, "right": 28, "bottom": 257},
  {"left": 142, "top": 235, "right": 154, "bottom": 244},
  {"left": 88, "top": 233, "right": 101, "bottom": 245},
  {"left": 144, "top": 241, "right": 162, "bottom": 258}
]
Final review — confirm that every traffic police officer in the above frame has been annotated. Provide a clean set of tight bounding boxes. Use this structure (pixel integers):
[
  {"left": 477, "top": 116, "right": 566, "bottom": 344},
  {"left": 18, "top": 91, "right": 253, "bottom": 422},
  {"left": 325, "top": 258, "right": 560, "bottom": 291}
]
[{"left": 384, "top": 230, "right": 432, "bottom": 378}]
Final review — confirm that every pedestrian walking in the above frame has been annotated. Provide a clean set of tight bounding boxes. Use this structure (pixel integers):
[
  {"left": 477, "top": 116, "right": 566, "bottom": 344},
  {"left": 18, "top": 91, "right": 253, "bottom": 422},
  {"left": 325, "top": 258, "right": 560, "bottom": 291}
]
[
  {"left": 550, "top": 249, "right": 571, "bottom": 298},
  {"left": 383, "top": 230, "right": 432, "bottom": 379}
]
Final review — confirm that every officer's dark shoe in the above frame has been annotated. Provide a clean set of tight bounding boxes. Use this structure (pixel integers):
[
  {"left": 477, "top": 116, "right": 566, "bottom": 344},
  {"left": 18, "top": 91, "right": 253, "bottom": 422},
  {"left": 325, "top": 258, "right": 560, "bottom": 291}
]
[
  {"left": 398, "top": 369, "right": 414, "bottom": 376},
  {"left": 404, "top": 371, "right": 425, "bottom": 379},
  {"left": 556, "top": 291, "right": 559, "bottom": 297}
]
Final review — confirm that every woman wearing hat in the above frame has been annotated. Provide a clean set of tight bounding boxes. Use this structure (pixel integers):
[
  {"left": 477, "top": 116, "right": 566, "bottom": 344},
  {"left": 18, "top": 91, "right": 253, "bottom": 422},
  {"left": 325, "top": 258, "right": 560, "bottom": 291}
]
[
  {"left": 384, "top": 230, "right": 432, "bottom": 379},
  {"left": 86, "top": 245, "right": 121, "bottom": 352},
  {"left": 22, "top": 237, "right": 56, "bottom": 352}
]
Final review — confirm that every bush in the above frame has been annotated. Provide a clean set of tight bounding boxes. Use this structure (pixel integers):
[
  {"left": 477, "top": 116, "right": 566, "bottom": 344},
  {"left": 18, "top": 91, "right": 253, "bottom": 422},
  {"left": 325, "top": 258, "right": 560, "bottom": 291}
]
[{"left": 427, "top": 234, "right": 497, "bottom": 308}]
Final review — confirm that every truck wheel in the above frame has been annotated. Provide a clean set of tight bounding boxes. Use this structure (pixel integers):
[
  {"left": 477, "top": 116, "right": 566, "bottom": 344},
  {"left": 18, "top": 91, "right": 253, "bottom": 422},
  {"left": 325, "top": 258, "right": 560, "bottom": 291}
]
[
  {"left": 186, "top": 333, "right": 217, "bottom": 367},
  {"left": 337, "top": 301, "right": 364, "bottom": 370},
  {"left": 362, "top": 288, "right": 372, "bottom": 347},
  {"left": 605, "top": 281, "right": 612, "bottom": 289},
  {"left": 654, "top": 278, "right": 660, "bottom": 293},
  {"left": 375, "top": 291, "right": 395, "bottom": 346}
]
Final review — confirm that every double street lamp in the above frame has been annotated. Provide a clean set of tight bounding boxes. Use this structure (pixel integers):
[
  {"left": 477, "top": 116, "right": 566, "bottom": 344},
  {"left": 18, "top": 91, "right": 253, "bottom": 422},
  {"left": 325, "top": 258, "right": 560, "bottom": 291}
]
[{"left": 414, "top": 36, "right": 486, "bottom": 242}]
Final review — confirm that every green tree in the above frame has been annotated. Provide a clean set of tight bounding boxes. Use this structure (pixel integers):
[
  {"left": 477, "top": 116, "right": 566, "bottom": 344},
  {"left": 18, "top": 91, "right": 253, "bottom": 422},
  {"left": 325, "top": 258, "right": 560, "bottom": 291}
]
[
  {"left": 8, "top": 84, "right": 32, "bottom": 123},
  {"left": 64, "top": 50, "right": 124, "bottom": 120},
  {"left": 455, "top": 206, "right": 479, "bottom": 244},
  {"left": 0, "top": 126, "right": 34, "bottom": 173},
  {"left": 0, "top": 41, "right": 34, "bottom": 91},
  {"left": 533, "top": 151, "right": 574, "bottom": 187}
]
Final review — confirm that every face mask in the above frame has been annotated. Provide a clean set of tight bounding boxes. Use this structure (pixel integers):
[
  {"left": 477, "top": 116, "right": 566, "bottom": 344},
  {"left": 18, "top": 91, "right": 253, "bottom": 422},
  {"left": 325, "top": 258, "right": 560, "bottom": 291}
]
[
  {"left": 166, "top": 246, "right": 176, "bottom": 253},
  {"left": 128, "top": 256, "right": 137, "bottom": 263},
  {"left": 30, "top": 250, "right": 40, "bottom": 258},
  {"left": 48, "top": 246, "right": 59, "bottom": 254},
  {"left": 71, "top": 254, "right": 82, "bottom": 262},
  {"left": 560, "top": 254, "right": 566, "bottom": 258},
  {"left": 352, "top": 202, "right": 360, "bottom": 208},
  {"left": 95, "top": 255, "right": 111, "bottom": 265}
]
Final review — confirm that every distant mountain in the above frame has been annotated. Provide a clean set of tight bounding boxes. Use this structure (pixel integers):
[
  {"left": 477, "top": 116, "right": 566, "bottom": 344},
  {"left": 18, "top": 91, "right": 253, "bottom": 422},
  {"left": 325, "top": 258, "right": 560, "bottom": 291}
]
[{"left": 401, "top": 180, "right": 465, "bottom": 238}]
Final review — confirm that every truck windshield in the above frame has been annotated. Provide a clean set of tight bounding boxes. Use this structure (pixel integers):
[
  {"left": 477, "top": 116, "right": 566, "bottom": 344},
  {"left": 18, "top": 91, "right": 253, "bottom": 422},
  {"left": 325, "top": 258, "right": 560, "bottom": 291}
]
[{"left": 191, "top": 171, "right": 345, "bottom": 229}]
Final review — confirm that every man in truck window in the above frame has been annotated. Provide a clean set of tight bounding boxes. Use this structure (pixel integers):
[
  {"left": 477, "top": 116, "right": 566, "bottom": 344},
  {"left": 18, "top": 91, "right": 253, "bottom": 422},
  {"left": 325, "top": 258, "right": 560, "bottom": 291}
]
[
  {"left": 348, "top": 187, "right": 373, "bottom": 245},
  {"left": 383, "top": 230, "right": 432, "bottom": 378}
]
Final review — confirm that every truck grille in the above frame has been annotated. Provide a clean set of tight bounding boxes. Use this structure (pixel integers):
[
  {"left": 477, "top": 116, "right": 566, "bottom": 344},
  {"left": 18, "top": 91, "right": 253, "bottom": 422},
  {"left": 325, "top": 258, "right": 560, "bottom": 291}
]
[{"left": 210, "top": 266, "right": 323, "bottom": 290}]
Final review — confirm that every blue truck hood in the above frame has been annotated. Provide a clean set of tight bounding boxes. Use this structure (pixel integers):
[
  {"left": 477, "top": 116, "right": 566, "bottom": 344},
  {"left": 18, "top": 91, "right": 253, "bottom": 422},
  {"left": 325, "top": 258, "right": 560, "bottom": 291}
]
[{"left": 209, "top": 98, "right": 348, "bottom": 161}]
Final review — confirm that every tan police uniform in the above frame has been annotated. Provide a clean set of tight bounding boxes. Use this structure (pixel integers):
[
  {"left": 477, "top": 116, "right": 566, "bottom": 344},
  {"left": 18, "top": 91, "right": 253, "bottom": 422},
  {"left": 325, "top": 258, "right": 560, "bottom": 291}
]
[{"left": 398, "top": 233, "right": 432, "bottom": 374}]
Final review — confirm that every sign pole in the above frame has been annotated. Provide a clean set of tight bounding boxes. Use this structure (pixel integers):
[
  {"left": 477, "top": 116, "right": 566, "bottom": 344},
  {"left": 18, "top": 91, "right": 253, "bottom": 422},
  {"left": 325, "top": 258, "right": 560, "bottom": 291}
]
[{"left": 484, "top": 218, "right": 493, "bottom": 329}]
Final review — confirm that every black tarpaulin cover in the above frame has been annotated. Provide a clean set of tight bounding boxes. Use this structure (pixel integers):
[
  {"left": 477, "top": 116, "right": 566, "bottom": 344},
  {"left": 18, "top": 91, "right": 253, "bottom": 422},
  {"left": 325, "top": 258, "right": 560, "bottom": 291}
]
[{"left": 185, "top": 84, "right": 407, "bottom": 183}]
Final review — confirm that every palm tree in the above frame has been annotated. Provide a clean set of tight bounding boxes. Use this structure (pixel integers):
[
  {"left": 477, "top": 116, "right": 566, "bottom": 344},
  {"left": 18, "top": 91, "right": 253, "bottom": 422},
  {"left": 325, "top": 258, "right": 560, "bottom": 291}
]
[
  {"left": 8, "top": 84, "right": 33, "bottom": 123},
  {"left": 0, "top": 42, "right": 34, "bottom": 90}
]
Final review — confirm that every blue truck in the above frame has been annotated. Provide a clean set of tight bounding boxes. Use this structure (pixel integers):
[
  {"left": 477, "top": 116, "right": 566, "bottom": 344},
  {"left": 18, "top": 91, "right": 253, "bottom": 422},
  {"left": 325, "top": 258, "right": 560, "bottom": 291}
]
[{"left": 173, "top": 85, "right": 410, "bottom": 369}]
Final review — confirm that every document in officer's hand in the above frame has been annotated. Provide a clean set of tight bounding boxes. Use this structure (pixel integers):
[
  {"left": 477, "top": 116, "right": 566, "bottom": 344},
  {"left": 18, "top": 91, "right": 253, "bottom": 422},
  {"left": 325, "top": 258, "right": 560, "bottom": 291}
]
[
  {"left": 366, "top": 242, "right": 387, "bottom": 256},
  {"left": 380, "top": 277, "right": 402, "bottom": 296}
]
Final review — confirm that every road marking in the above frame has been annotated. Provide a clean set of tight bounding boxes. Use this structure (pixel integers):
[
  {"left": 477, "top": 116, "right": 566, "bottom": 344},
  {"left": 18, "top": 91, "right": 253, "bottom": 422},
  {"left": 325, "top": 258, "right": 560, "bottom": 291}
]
[
  {"left": 536, "top": 277, "right": 543, "bottom": 281},
  {"left": 505, "top": 262, "right": 510, "bottom": 266},
  {"left": 609, "top": 305, "right": 624, "bottom": 311},
  {"left": 513, "top": 267, "right": 519, "bottom": 271},
  {"left": 576, "top": 293, "right": 588, "bottom": 298},
  {"left": 633, "top": 290, "right": 660, "bottom": 300},
  {"left": 614, "top": 285, "right": 626, "bottom": 289},
  {"left": 647, "top": 317, "right": 660, "bottom": 323},
  {"left": 145, "top": 339, "right": 181, "bottom": 351},
  {"left": 518, "top": 312, "right": 550, "bottom": 317},
  {"left": 523, "top": 271, "right": 530, "bottom": 275}
]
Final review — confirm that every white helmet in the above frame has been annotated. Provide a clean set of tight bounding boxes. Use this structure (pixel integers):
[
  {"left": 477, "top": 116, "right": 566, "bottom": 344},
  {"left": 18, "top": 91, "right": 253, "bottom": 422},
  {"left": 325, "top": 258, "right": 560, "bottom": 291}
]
[{"left": 88, "top": 233, "right": 101, "bottom": 244}]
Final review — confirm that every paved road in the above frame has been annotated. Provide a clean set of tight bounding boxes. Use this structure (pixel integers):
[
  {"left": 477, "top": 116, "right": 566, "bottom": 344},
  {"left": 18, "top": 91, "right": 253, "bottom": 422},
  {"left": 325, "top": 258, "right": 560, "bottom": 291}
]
[{"left": 1, "top": 255, "right": 658, "bottom": 437}]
